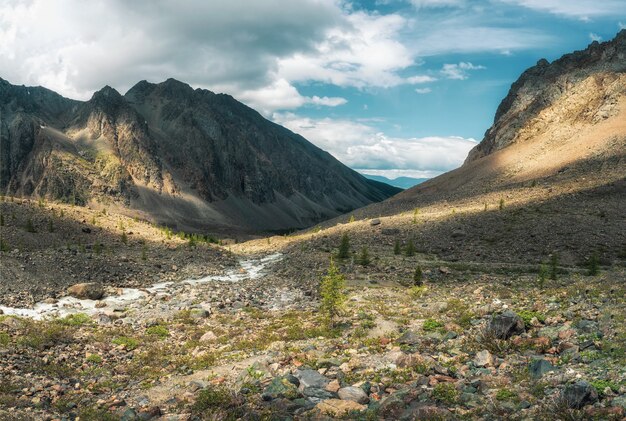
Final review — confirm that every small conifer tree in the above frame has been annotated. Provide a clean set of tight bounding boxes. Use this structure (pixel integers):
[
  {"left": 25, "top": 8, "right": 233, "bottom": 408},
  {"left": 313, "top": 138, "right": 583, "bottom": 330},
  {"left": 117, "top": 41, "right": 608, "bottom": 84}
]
[
  {"left": 320, "top": 259, "right": 346, "bottom": 326},
  {"left": 47, "top": 219, "right": 54, "bottom": 233},
  {"left": 405, "top": 239, "right": 416, "bottom": 257},
  {"left": 0, "top": 213, "right": 4, "bottom": 226},
  {"left": 587, "top": 252, "right": 599, "bottom": 276},
  {"left": 499, "top": 198, "right": 505, "bottom": 210},
  {"left": 25, "top": 218, "right": 36, "bottom": 233},
  {"left": 538, "top": 262, "right": 548, "bottom": 288},
  {"left": 414, "top": 265, "right": 423, "bottom": 286},
  {"left": 393, "top": 239, "right": 401, "bottom": 255},
  {"left": 121, "top": 231, "right": 128, "bottom": 245},
  {"left": 549, "top": 254, "right": 558, "bottom": 280},
  {"left": 358, "top": 246, "right": 370, "bottom": 266},
  {"left": 337, "top": 233, "right": 350, "bottom": 259}
]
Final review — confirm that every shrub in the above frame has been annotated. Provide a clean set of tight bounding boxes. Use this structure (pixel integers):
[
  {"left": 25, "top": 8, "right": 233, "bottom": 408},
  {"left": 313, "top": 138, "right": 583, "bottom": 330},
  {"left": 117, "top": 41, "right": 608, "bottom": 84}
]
[
  {"left": 337, "top": 233, "right": 350, "bottom": 259},
  {"left": 320, "top": 259, "right": 346, "bottom": 326},
  {"left": 408, "top": 286, "right": 427, "bottom": 299},
  {"left": 349, "top": 215, "right": 355, "bottom": 223},
  {"left": 141, "top": 244, "right": 148, "bottom": 261},
  {"left": 193, "top": 386, "right": 234, "bottom": 412},
  {"left": 47, "top": 219, "right": 54, "bottom": 233},
  {"left": 86, "top": 354, "right": 103, "bottom": 364},
  {"left": 537, "top": 262, "right": 548, "bottom": 288},
  {"left": 393, "top": 239, "right": 401, "bottom": 255},
  {"left": 412, "top": 208, "right": 419, "bottom": 224},
  {"left": 413, "top": 266, "right": 423, "bottom": 286},
  {"left": 358, "top": 246, "right": 370, "bottom": 266},
  {"left": 0, "top": 213, "right": 4, "bottom": 226},
  {"left": 499, "top": 198, "right": 505, "bottom": 210},
  {"left": 496, "top": 388, "right": 516, "bottom": 401},
  {"left": 0, "top": 237, "right": 8, "bottom": 252},
  {"left": 432, "top": 382, "right": 457, "bottom": 404},
  {"left": 517, "top": 310, "right": 545, "bottom": 326},
  {"left": 121, "top": 232, "right": 128, "bottom": 245},
  {"left": 590, "top": 380, "right": 619, "bottom": 397},
  {"left": 405, "top": 239, "right": 416, "bottom": 257}
]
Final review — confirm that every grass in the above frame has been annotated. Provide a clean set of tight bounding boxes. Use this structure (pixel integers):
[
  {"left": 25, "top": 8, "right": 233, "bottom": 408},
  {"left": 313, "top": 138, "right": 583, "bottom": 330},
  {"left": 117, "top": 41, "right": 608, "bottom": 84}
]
[
  {"left": 422, "top": 318, "right": 444, "bottom": 332},
  {"left": 146, "top": 325, "right": 170, "bottom": 338},
  {"left": 432, "top": 382, "right": 458, "bottom": 404},
  {"left": 112, "top": 336, "right": 140, "bottom": 350},
  {"left": 57, "top": 313, "right": 92, "bottom": 326}
]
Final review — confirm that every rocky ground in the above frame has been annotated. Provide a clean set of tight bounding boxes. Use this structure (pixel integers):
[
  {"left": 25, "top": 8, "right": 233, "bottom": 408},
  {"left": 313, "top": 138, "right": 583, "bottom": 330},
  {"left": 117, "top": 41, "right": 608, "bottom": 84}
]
[{"left": 1, "top": 198, "right": 625, "bottom": 420}]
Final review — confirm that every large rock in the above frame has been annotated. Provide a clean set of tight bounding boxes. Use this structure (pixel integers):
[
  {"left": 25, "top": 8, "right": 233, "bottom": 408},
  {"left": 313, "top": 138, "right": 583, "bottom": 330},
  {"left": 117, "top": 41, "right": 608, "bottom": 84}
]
[
  {"left": 67, "top": 283, "right": 104, "bottom": 300},
  {"left": 473, "top": 350, "right": 494, "bottom": 368},
  {"left": 487, "top": 310, "right": 525, "bottom": 339},
  {"left": 338, "top": 386, "right": 369, "bottom": 404},
  {"left": 562, "top": 381, "right": 599, "bottom": 409},
  {"left": 315, "top": 399, "right": 366, "bottom": 417},
  {"left": 262, "top": 377, "right": 300, "bottom": 401},
  {"left": 528, "top": 358, "right": 554, "bottom": 379},
  {"left": 295, "top": 369, "right": 330, "bottom": 390}
]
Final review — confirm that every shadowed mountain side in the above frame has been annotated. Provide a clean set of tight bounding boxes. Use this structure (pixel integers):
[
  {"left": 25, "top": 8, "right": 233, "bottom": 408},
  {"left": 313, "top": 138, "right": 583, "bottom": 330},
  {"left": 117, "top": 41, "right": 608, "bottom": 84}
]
[{"left": 1, "top": 77, "right": 401, "bottom": 233}]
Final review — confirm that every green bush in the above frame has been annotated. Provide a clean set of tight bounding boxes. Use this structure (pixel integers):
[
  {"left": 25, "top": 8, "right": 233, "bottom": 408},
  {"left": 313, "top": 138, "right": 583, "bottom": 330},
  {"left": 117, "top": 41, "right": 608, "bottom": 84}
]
[
  {"left": 112, "top": 336, "right": 139, "bottom": 350},
  {"left": 57, "top": 313, "right": 91, "bottom": 326},
  {"left": 496, "top": 388, "right": 516, "bottom": 401},
  {"left": 517, "top": 310, "right": 545, "bottom": 326},
  {"left": 587, "top": 252, "right": 600, "bottom": 276},
  {"left": 393, "top": 239, "right": 401, "bottom": 255},
  {"left": 193, "top": 386, "right": 234, "bottom": 411},
  {"left": 422, "top": 318, "right": 444, "bottom": 332},
  {"left": 549, "top": 254, "right": 559, "bottom": 280},
  {"left": 432, "top": 382, "right": 457, "bottom": 404}
]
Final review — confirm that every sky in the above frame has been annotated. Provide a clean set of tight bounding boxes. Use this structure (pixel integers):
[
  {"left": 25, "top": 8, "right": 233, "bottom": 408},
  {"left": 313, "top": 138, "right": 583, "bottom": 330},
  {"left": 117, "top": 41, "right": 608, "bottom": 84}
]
[{"left": 1, "top": 1, "right": 625, "bottom": 179}]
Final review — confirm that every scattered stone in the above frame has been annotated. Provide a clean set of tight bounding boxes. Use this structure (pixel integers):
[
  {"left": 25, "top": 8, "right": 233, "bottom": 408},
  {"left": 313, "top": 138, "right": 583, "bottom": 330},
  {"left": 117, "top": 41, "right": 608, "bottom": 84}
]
[
  {"left": 370, "top": 219, "right": 381, "bottom": 226},
  {"left": 473, "top": 350, "right": 494, "bottom": 367},
  {"left": 295, "top": 369, "right": 330, "bottom": 390},
  {"left": 67, "top": 282, "right": 104, "bottom": 300},
  {"left": 338, "top": 386, "right": 369, "bottom": 404},
  {"left": 397, "top": 330, "right": 420, "bottom": 345},
  {"left": 262, "top": 377, "right": 299, "bottom": 401},
  {"left": 529, "top": 358, "right": 554, "bottom": 378}
]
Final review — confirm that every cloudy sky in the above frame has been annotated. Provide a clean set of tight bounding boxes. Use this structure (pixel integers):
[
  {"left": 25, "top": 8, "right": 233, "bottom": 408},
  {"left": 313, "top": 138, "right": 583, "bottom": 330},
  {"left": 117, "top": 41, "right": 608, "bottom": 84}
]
[{"left": 1, "top": 0, "right": 625, "bottom": 179}]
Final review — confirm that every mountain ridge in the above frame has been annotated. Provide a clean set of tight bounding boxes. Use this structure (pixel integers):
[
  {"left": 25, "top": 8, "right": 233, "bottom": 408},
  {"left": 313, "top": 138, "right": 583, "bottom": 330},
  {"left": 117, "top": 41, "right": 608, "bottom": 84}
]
[{"left": 0, "top": 77, "right": 400, "bottom": 233}]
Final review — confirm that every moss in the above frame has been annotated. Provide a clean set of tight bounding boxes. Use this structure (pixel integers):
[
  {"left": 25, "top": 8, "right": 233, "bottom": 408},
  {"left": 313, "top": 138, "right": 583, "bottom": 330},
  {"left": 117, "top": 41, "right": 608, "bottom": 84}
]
[
  {"left": 423, "top": 318, "right": 444, "bottom": 332},
  {"left": 146, "top": 325, "right": 170, "bottom": 338},
  {"left": 432, "top": 382, "right": 458, "bottom": 404},
  {"left": 590, "top": 380, "right": 619, "bottom": 397},
  {"left": 86, "top": 354, "right": 103, "bottom": 364},
  {"left": 57, "top": 313, "right": 91, "bottom": 326},
  {"left": 496, "top": 388, "right": 517, "bottom": 401},
  {"left": 112, "top": 336, "right": 140, "bottom": 350}
]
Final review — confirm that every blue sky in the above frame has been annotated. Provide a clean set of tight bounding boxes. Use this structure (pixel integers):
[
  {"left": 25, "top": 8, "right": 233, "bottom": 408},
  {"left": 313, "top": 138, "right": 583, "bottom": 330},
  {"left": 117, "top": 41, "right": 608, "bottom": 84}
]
[{"left": 1, "top": 0, "right": 625, "bottom": 178}]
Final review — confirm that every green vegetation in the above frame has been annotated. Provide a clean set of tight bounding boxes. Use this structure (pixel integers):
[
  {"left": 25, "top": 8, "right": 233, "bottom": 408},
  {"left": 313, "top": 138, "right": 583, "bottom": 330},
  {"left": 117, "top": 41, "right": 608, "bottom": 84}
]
[
  {"left": 86, "top": 354, "right": 103, "bottom": 364},
  {"left": 47, "top": 219, "right": 54, "bottom": 233},
  {"left": 422, "top": 318, "right": 444, "bottom": 332},
  {"left": 408, "top": 286, "right": 427, "bottom": 299},
  {"left": 58, "top": 313, "right": 91, "bottom": 326},
  {"left": 393, "top": 239, "right": 401, "bottom": 255},
  {"left": 405, "top": 239, "right": 416, "bottom": 257},
  {"left": 413, "top": 265, "right": 423, "bottom": 286},
  {"left": 121, "top": 231, "right": 128, "bottom": 245},
  {"left": 320, "top": 259, "right": 346, "bottom": 326},
  {"left": 25, "top": 217, "right": 37, "bottom": 233},
  {"left": 587, "top": 252, "right": 600, "bottom": 276},
  {"left": 412, "top": 208, "right": 419, "bottom": 224},
  {"left": 337, "top": 233, "right": 350, "bottom": 259},
  {"left": 499, "top": 198, "right": 505, "bottom": 210},
  {"left": 0, "top": 213, "right": 4, "bottom": 226},
  {"left": 496, "top": 388, "right": 517, "bottom": 401},
  {"left": 192, "top": 386, "right": 235, "bottom": 412},
  {"left": 538, "top": 262, "right": 549, "bottom": 288},
  {"left": 146, "top": 325, "right": 170, "bottom": 338},
  {"left": 358, "top": 246, "right": 370, "bottom": 266},
  {"left": 517, "top": 310, "right": 545, "bottom": 326},
  {"left": 112, "top": 336, "right": 139, "bottom": 350},
  {"left": 0, "top": 237, "right": 9, "bottom": 252},
  {"left": 550, "top": 254, "right": 559, "bottom": 280},
  {"left": 432, "top": 382, "right": 457, "bottom": 404},
  {"left": 349, "top": 215, "right": 355, "bottom": 223},
  {"left": 590, "top": 380, "right": 619, "bottom": 397}
]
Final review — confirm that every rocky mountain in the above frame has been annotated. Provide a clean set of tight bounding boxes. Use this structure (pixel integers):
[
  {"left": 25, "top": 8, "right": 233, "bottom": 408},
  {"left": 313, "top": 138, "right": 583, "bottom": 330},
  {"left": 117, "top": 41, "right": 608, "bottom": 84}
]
[
  {"left": 0, "top": 78, "right": 400, "bottom": 233},
  {"left": 327, "top": 30, "right": 626, "bottom": 265}
]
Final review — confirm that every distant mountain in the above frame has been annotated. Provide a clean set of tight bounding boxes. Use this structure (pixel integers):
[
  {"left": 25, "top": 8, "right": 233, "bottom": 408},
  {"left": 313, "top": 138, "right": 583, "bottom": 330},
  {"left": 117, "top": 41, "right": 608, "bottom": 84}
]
[
  {"left": 0, "top": 78, "right": 401, "bottom": 233},
  {"left": 362, "top": 174, "right": 428, "bottom": 189}
]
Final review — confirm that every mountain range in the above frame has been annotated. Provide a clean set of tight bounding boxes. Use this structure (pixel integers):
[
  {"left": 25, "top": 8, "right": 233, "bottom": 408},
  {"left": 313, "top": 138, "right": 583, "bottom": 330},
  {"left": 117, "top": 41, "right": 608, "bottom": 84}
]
[
  {"left": 361, "top": 174, "right": 428, "bottom": 189},
  {"left": 0, "top": 78, "right": 399, "bottom": 233}
]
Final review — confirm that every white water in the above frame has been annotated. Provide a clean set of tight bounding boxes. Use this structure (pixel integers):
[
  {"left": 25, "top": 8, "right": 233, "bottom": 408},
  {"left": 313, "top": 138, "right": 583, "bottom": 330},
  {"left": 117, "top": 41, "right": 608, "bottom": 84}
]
[{"left": 0, "top": 253, "right": 282, "bottom": 320}]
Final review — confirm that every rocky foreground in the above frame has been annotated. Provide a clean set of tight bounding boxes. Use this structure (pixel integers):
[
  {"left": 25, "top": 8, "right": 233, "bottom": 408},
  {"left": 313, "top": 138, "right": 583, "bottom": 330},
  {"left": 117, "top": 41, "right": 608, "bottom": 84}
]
[{"left": 1, "top": 234, "right": 625, "bottom": 420}]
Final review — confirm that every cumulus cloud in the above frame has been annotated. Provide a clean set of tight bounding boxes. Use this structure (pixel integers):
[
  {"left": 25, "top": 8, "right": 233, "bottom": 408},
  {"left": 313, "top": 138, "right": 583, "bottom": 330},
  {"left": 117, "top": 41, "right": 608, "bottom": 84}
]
[
  {"left": 410, "top": 0, "right": 465, "bottom": 8},
  {"left": 441, "top": 62, "right": 486, "bottom": 80},
  {"left": 415, "top": 87, "right": 432, "bottom": 94},
  {"left": 589, "top": 33, "right": 602, "bottom": 42},
  {"left": 273, "top": 113, "right": 477, "bottom": 174}
]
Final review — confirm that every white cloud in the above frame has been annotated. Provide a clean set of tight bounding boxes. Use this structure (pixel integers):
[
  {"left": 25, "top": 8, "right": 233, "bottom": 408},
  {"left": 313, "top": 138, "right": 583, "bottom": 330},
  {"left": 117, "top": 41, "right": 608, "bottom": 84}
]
[
  {"left": 499, "top": 0, "right": 626, "bottom": 20},
  {"left": 273, "top": 113, "right": 477, "bottom": 173},
  {"left": 407, "top": 75, "right": 437, "bottom": 84},
  {"left": 589, "top": 32, "right": 602, "bottom": 42},
  {"left": 415, "top": 87, "right": 432, "bottom": 94},
  {"left": 236, "top": 78, "right": 346, "bottom": 115},
  {"left": 619, "top": 22, "right": 626, "bottom": 30},
  {"left": 441, "top": 62, "right": 486, "bottom": 80},
  {"left": 410, "top": 0, "right": 465, "bottom": 8}
]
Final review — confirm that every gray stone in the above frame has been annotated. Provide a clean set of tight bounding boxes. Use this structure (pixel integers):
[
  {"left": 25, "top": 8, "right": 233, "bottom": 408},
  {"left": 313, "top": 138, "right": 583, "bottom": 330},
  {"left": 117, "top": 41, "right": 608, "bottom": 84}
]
[
  {"left": 262, "top": 377, "right": 300, "bottom": 401},
  {"left": 562, "top": 381, "right": 599, "bottom": 409},
  {"left": 295, "top": 369, "right": 330, "bottom": 390},
  {"left": 528, "top": 358, "right": 554, "bottom": 378},
  {"left": 487, "top": 310, "right": 525, "bottom": 339},
  {"left": 397, "top": 331, "right": 420, "bottom": 345},
  {"left": 338, "top": 386, "right": 369, "bottom": 404},
  {"left": 370, "top": 218, "right": 381, "bottom": 226},
  {"left": 473, "top": 350, "right": 493, "bottom": 367}
]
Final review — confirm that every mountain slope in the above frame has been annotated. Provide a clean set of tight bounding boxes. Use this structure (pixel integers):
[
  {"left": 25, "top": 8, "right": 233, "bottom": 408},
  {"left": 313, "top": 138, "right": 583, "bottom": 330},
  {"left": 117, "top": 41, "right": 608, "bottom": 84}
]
[
  {"left": 0, "top": 78, "right": 400, "bottom": 233},
  {"left": 309, "top": 30, "right": 626, "bottom": 265}
]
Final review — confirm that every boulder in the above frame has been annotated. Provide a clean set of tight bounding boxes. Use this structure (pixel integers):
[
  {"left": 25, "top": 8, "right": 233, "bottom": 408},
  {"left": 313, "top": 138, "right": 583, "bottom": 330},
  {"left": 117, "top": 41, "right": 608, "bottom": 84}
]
[
  {"left": 562, "top": 381, "right": 599, "bottom": 409},
  {"left": 338, "top": 386, "right": 369, "bottom": 404},
  {"left": 528, "top": 358, "right": 554, "bottom": 378},
  {"left": 315, "top": 399, "right": 366, "bottom": 417},
  {"left": 473, "top": 350, "right": 493, "bottom": 368},
  {"left": 67, "top": 283, "right": 104, "bottom": 300},
  {"left": 487, "top": 310, "right": 525, "bottom": 339}
]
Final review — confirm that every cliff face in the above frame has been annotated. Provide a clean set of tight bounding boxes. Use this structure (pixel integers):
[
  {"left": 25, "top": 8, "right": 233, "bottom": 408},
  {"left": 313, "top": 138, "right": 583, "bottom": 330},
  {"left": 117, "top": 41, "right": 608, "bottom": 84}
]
[
  {"left": 0, "top": 78, "right": 400, "bottom": 232},
  {"left": 466, "top": 30, "right": 626, "bottom": 163}
]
